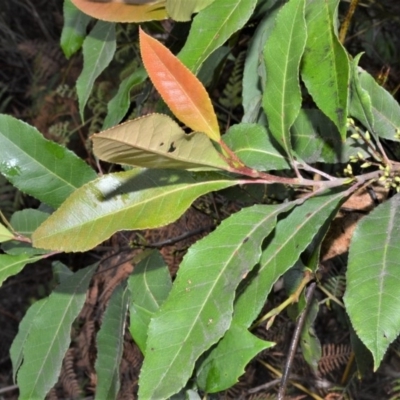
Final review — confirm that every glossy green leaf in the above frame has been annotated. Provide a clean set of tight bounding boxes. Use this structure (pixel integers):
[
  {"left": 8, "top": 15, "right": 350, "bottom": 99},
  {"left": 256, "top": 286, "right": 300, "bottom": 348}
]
[
  {"left": 61, "top": 0, "right": 91, "bottom": 58},
  {"left": 291, "top": 109, "right": 369, "bottom": 164},
  {"left": 17, "top": 264, "right": 96, "bottom": 400},
  {"left": 223, "top": 123, "right": 290, "bottom": 171},
  {"left": 93, "top": 114, "right": 231, "bottom": 171},
  {"left": 139, "top": 203, "right": 293, "bottom": 399},
  {"left": 196, "top": 323, "right": 274, "bottom": 392},
  {"left": 344, "top": 194, "right": 400, "bottom": 369},
  {"left": 10, "top": 298, "right": 48, "bottom": 383},
  {"left": 76, "top": 21, "right": 116, "bottom": 120},
  {"left": 52, "top": 260, "right": 73, "bottom": 284},
  {"left": 166, "top": 0, "right": 215, "bottom": 21},
  {"left": 262, "top": 0, "right": 306, "bottom": 156},
  {"left": 178, "top": 0, "right": 258, "bottom": 73},
  {"left": 301, "top": 0, "right": 349, "bottom": 140},
  {"left": 32, "top": 169, "right": 239, "bottom": 252},
  {"left": 233, "top": 189, "right": 347, "bottom": 328},
  {"left": 0, "top": 115, "right": 97, "bottom": 208},
  {"left": 0, "top": 222, "right": 13, "bottom": 243},
  {"left": 1, "top": 209, "right": 50, "bottom": 256},
  {"left": 102, "top": 67, "right": 148, "bottom": 130},
  {"left": 128, "top": 250, "right": 172, "bottom": 352},
  {"left": 350, "top": 65, "right": 400, "bottom": 142},
  {"left": 95, "top": 284, "right": 130, "bottom": 400},
  {"left": 0, "top": 254, "right": 41, "bottom": 288}
]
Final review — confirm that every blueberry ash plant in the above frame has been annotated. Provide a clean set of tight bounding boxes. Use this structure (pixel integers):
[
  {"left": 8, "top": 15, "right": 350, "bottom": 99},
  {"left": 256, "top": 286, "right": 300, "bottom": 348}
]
[{"left": 1, "top": 0, "right": 400, "bottom": 398}]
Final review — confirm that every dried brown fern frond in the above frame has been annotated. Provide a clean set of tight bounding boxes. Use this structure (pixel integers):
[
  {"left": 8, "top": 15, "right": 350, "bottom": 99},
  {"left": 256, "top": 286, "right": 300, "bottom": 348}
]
[
  {"left": 60, "top": 348, "right": 81, "bottom": 399},
  {"left": 318, "top": 343, "right": 352, "bottom": 377}
]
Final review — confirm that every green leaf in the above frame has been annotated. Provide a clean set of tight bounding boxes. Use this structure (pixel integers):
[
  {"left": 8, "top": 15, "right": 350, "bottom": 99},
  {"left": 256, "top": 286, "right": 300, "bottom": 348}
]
[
  {"left": 196, "top": 323, "right": 274, "bottom": 392},
  {"left": 10, "top": 298, "right": 48, "bottom": 383},
  {"left": 32, "top": 169, "right": 239, "bottom": 252},
  {"left": 223, "top": 123, "right": 290, "bottom": 171},
  {"left": 93, "top": 114, "right": 231, "bottom": 171},
  {"left": 344, "top": 194, "right": 400, "bottom": 369},
  {"left": 102, "top": 67, "right": 148, "bottom": 130},
  {"left": 0, "top": 222, "right": 13, "bottom": 243},
  {"left": 262, "top": 0, "right": 306, "bottom": 157},
  {"left": 350, "top": 64, "right": 400, "bottom": 142},
  {"left": 52, "top": 260, "right": 73, "bottom": 284},
  {"left": 17, "top": 264, "right": 96, "bottom": 400},
  {"left": 95, "top": 283, "right": 130, "bottom": 400},
  {"left": 128, "top": 250, "right": 172, "bottom": 353},
  {"left": 139, "top": 203, "right": 293, "bottom": 399},
  {"left": 76, "top": 21, "right": 116, "bottom": 120},
  {"left": 291, "top": 109, "right": 369, "bottom": 164},
  {"left": 178, "top": 0, "right": 258, "bottom": 73},
  {"left": 61, "top": 0, "right": 91, "bottom": 58},
  {"left": 0, "top": 254, "right": 42, "bottom": 288},
  {"left": 2, "top": 209, "right": 50, "bottom": 256},
  {"left": 301, "top": 0, "right": 349, "bottom": 140},
  {"left": 0, "top": 115, "right": 97, "bottom": 208},
  {"left": 166, "top": 0, "right": 215, "bottom": 21}
]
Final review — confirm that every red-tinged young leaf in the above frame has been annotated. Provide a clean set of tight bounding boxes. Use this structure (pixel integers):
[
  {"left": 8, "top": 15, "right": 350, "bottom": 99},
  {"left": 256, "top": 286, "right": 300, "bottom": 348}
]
[
  {"left": 139, "top": 28, "right": 220, "bottom": 142},
  {"left": 70, "top": 0, "right": 167, "bottom": 22}
]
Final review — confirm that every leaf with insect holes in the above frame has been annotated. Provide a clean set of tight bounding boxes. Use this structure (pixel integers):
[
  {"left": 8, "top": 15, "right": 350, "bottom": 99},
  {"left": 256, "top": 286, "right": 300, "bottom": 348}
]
[
  {"left": 139, "top": 28, "right": 220, "bottom": 142},
  {"left": 70, "top": 0, "right": 167, "bottom": 22}
]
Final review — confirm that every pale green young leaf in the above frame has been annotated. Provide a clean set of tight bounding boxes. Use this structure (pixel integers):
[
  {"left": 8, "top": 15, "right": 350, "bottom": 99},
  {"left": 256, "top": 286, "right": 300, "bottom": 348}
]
[
  {"left": 95, "top": 284, "right": 130, "bottom": 400},
  {"left": 178, "top": 0, "right": 258, "bottom": 73},
  {"left": 223, "top": 123, "right": 290, "bottom": 171},
  {"left": 166, "top": 0, "right": 215, "bottom": 21},
  {"left": 10, "top": 298, "right": 48, "bottom": 383},
  {"left": 139, "top": 203, "right": 293, "bottom": 399},
  {"left": 0, "top": 254, "right": 42, "bottom": 288},
  {"left": 102, "top": 67, "right": 148, "bottom": 130},
  {"left": 76, "top": 21, "right": 116, "bottom": 120},
  {"left": 93, "top": 114, "right": 231, "bottom": 171},
  {"left": 0, "top": 222, "right": 13, "bottom": 243},
  {"left": 32, "top": 169, "right": 240, "bottom": 252},
  {"left": 351, "top": 65, "right": 400, "bottom": 142},
  {"left": 17, "top": 264, "right": 96, "bottom": 400},
  {"left": 196, "top": 323, "right": 274, "bottom": 392},
  {"left": 262, "top": 0, "right": 306, "bottom": 157},
  {"left": 301, "top": 0, "right": 349, "bottom": 140},
  {"left": 0, "top": 115, "right": 97, "bottom": 208},
  {"left": 128, "top": 250, "right": 172, "bottom": 352},
  {"left": 61, "top": 0, "right": 91, "bottom": 58},
  {"left": 344, "top": 194, "right": 400, "bottom": 369}
]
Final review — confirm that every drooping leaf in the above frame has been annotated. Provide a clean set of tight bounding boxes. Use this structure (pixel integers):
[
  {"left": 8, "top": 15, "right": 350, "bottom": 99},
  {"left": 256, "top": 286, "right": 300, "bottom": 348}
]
[
  {"left": 291, "top": 109, "right": 369, "bottom": 164},
  {"left": 344, "top": 194, "right": 400, "bottom": 369},
  {"left": 102, "top": 67, "right": 148, "bottom": 130},
  {"left": 0, "top": 222, "right": 13, "bottom": 243},
  {"left": 32, "top": 169, "right": 239, "bottom": 252},
  {"left": 52, "top": 260, "right": 74, "bottom": 284},
  {"left": 76, "top": 21, "right": 116, "bottom": 120},
  {"left": 93, "top": 114, "right": 230, "bottom": 171},
  {"left": 0, "top": 115, "right": 97, "bottom": 208},
  {"left": 223, "top": 123, "right": 290, "bottom": 171},
  {"left": 128, "top": 250, "right": 172, "bottom": 352},
  {"left": 70, "top": 0, "right": 167, "bottom": 22},
  {"left": 139, "top": 28, "right": 220, "bottom": 141},
  {"left": 0, "top": 254, "right": 41, "bottom": 288},
  {"left": 95, "top": 283, "right": 130, "bottom": 400},
  {"left": 350, "top": 64, "right": 400, "bottom": 142},
  {"left": 61, "top": 0, "right": 91, "bottom": 58},
  {"left": 196, "top": 323, "right": 274, "bottom": 392},
  {"left": 178, "top": 0, "right": 258, "bottom": 74},
  {"left": 301, "top": 0, "right": 349, "bottom": 140},
  {"left": 139, "top": 203, "right": 294, "bottom": 399},
  {"left": 166, "top": 0, "right": 215, "bottom": 21},
  {"left": 200, "top": 190, "right": 347, "bottom": 390},
  {"left": 10, "top": 298, "right": 48, "bottom": 383},
  {"left": 262, "top": 0, "right": 306, "bottom": 157},
  {"left": 1, "top": 209, "right": 50, "bottom": 256},
  {"left": 17, "top": 264, "right": 96, "bottom": 400}
]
